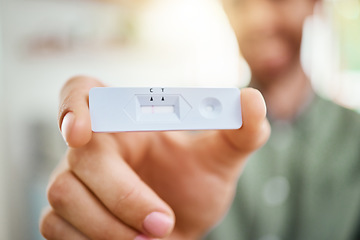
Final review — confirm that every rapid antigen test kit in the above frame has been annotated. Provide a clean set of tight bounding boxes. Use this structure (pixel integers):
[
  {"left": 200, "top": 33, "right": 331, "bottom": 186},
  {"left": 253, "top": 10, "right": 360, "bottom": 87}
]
[{"left": 89, "top": 87, "right": 242, "bottom": 132}]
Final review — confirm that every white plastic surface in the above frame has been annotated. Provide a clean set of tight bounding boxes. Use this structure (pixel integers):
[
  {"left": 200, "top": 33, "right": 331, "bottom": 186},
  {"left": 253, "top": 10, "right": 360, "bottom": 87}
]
[{"left": 89, "top": 87, "right": 242, "bottom": 132}]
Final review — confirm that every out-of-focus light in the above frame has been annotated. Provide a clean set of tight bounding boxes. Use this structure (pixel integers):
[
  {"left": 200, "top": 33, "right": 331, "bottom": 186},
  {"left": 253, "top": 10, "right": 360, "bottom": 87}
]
[
  {"left": 333, "top": 0, "right": 360, "bottom": 19},
  {"left": 137, "top": 0, "right": 243, "bottom": 87}
]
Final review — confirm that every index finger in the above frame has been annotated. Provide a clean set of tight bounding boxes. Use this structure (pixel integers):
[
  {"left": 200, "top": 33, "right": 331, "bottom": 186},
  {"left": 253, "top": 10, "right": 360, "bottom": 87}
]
[{"left": 58, "top": 76, "right": 105, "bottom": 147}]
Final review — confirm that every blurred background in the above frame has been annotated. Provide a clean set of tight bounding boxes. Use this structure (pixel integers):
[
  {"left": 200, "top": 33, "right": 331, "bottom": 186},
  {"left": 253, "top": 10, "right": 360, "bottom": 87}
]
[{"left": 0, "top": 0, "right": 359, "bottom": 239}]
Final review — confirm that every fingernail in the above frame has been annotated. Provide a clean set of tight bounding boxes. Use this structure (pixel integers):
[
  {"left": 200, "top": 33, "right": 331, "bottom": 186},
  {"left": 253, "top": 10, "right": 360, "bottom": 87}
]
[
  {"left": 143, "top": 212, "right": 173, "bottom": 237},
  {"left": 61, "top": 112, "right": 74, "bottom": 145}
]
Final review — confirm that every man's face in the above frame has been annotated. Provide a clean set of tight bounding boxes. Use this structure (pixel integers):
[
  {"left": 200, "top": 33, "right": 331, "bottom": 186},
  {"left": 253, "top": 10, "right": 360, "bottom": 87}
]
[{"left": 222, "top": 0, "right": 317, "bottom": 80}]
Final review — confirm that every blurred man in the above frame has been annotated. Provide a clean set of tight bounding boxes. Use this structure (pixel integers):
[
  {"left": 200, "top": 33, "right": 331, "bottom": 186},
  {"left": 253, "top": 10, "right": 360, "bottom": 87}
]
[
  {"left": 40, "top": 0, "right": 360, "bottom": 239},
  {"left": 208, "top": 0, "right": 360, "bottom": 239}
]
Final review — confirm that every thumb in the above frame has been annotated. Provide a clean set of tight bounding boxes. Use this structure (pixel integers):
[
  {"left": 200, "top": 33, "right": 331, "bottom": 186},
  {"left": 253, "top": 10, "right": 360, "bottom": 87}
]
[
  {"left": 222, "top": 87, "right": 270, "bottom": 153},
  {"left": 197, "top": 88, "right": 270, "bottom": 169},
  {"left": 58, "top": 76, "right": 105, "bottom": 148}
]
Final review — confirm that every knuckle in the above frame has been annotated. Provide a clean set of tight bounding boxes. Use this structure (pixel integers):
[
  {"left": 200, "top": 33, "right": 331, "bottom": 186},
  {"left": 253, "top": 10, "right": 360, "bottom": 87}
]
[
  {"left": 47, "top": 172, "right": 73, "bottom": 210},
  {"left": 112, "top": 185, "right": 139, "bottom": 213}
]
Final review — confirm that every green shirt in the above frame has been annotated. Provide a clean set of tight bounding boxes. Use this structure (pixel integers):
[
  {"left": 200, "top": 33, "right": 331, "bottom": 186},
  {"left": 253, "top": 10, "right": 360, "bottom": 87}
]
[{"left": 207, "top": 95, "right": 360, "bottom": 240}]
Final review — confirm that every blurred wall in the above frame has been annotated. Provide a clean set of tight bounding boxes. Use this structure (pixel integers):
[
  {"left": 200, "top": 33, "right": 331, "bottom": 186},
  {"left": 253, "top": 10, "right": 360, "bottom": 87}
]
[
  {"left": 1, "top": 0, "right": 241, "bottom": 239},
  {"left": 0, "top": 0, "right": 10, "bottom": 237}
]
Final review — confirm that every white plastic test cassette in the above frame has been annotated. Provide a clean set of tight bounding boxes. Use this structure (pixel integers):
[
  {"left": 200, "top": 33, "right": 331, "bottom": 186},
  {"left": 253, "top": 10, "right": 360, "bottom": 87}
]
[{"left": 89, "top": 87, "right": 242, "bottom": 132}]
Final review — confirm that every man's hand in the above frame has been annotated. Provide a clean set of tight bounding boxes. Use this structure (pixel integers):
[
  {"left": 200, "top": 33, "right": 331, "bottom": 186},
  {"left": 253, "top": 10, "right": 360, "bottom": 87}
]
[{"left": 39, "top": 76, "right": 270, "bottom": 240}]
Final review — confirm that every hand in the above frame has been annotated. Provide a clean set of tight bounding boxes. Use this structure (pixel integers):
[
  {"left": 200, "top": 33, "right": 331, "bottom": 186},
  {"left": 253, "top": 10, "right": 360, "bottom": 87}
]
[{"left": 39, "top": 76, "right": 270, "bottom": 240}]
